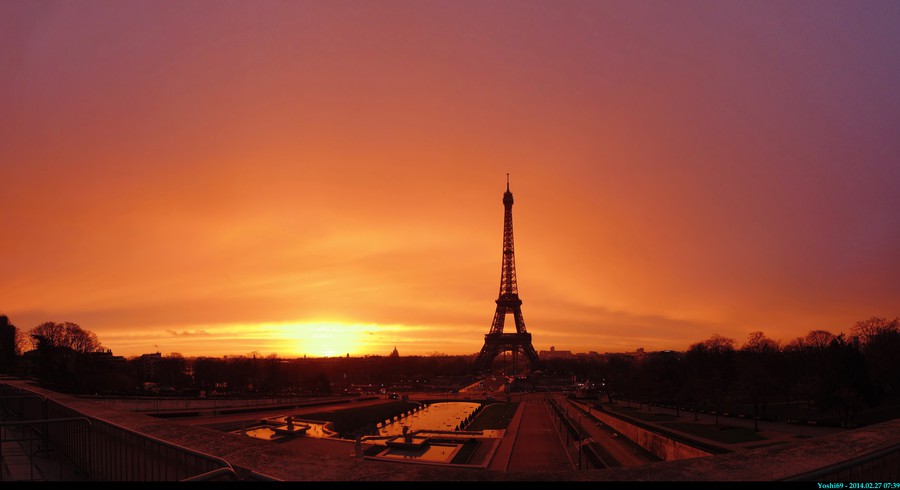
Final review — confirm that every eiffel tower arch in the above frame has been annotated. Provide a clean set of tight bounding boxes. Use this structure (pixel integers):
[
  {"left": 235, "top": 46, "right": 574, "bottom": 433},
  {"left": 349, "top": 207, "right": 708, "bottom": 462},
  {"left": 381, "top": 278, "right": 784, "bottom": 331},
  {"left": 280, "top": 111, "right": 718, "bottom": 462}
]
[{"left": 474, "top": 177, "right": 541, "bottom": 373}]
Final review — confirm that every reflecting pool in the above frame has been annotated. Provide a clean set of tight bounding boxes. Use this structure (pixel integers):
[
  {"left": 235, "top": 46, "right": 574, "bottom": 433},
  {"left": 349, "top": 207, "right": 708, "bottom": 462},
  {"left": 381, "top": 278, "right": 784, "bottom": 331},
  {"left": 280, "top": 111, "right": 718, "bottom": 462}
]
[
  {"left": 237, "top": 417, "right": 335, "bottom": 441},
  {"left": 378, "top": 402, "right": 481, "bottom": 436},
  {"left": 376, "top": 443, "right": 461, "bottom": 463}
]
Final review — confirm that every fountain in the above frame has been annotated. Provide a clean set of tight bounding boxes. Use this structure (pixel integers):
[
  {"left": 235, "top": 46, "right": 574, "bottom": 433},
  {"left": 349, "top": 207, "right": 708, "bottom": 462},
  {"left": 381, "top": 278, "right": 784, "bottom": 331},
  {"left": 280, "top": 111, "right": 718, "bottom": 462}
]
[
  {"left": 386, "top": 425, "right": 430, "bottom": 449},
  {"left": 273, "top": 415, "right": 309, "bottom": 436}
]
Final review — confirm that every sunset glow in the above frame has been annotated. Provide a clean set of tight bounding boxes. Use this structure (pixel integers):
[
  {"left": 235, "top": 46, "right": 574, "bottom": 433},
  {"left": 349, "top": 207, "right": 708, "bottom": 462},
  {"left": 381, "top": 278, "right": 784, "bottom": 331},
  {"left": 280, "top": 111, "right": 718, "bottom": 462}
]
[{"left": 2, "top": 1, "right": 899, "bottom": 358}]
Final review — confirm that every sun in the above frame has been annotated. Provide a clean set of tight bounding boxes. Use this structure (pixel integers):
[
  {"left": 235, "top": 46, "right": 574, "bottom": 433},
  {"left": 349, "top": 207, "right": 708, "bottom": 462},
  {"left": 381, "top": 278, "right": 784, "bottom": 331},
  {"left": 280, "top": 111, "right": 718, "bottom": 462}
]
[{"left": 276, "top": 321, "right": 365, "bottom": 357}]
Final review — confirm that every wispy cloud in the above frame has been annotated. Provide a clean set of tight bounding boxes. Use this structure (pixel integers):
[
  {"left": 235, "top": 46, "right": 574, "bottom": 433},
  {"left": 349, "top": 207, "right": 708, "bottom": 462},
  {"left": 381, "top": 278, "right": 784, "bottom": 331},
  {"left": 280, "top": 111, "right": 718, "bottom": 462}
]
[{"left": 165, "top": 329, "right": 210, "bottom": 337}]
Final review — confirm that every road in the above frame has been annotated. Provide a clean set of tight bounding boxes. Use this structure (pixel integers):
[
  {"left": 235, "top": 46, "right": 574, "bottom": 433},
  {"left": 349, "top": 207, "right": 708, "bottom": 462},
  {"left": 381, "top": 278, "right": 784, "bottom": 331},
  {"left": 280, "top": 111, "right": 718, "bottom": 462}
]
[{"left": 558, "top": 396, "right": 659, "bottom": 467}]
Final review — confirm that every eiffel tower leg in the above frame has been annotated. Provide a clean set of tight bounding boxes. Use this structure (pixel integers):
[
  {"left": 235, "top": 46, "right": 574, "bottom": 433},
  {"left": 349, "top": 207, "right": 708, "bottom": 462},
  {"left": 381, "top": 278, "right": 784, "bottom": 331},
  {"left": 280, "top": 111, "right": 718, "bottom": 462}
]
[
  {"left": 475, "top": 344, "right": 498, "bottom": 372},
  {"left": 522, "top": 343, "right": 541, "bottom": 370},
  {"left": 513, "top": 348, "right": 518, "bottom": 376}
]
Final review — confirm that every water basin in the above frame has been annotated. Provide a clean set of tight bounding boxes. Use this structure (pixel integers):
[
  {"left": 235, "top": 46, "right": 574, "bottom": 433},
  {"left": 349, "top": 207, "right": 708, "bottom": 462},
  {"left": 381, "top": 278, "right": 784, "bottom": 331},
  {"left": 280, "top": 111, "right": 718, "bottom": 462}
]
[
  {"left": 386, "top": 434, "right": 430, "bottom": 448},
  {"left": 242, "top": 426, "right": 284, "bottom": 441},
  {"left": 379, "top": 402, "right": 481, "bottom": 436},
  {"left": 239, "top": 417, "right": 336, "bottom": 441},
  {"left": 377, "top": 443, "right": 462, "bottom": 463}
]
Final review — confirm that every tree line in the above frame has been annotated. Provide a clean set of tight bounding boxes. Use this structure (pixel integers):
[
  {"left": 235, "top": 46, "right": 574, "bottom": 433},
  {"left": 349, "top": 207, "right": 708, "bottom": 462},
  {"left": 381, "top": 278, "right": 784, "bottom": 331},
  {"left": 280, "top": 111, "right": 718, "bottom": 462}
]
[
  {"left": 544, "top": 317, "right": 900, "bottom": 428},
  {"left": 0, "top": 315, "right": 476, "bottom": 395},
  {"left": 1, "top": 314, "right": 898, "bottom": 429}
]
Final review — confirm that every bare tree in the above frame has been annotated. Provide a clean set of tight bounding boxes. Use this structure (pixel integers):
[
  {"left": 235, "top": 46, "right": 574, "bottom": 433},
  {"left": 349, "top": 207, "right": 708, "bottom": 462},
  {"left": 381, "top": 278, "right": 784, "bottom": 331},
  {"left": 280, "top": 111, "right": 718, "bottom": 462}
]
[
  {"left": 29, "top": 322, "right": 66, "bottom": 350},
  {"left": 851, "top": 317, "right": 899, "bottom": 345},
  {"left": 739, "top": 331, "right": 781, "bottom": 430},
  {"left": 851, "top": 317, "right": 900, "bottom": 401},
  {"left": 743, "top": 331, "right": 779, "bottom": 352},
  {"left": 62, "top": 322, "right": 102, "bottom": 353},
  {"left": 685, "top": 334, "right": 736, "bottom": 425},
  {"left": 15, "top": 327, "right": 28, "bottom": 355},
  {"left": 29, "top": 321, "right": 102, "bottom": 353},
  {"left": 703, "top": 334, "right": 737, "bottom": 352},
  {"left": 804, "top": 330, "right": 835, "bottom": 350}
]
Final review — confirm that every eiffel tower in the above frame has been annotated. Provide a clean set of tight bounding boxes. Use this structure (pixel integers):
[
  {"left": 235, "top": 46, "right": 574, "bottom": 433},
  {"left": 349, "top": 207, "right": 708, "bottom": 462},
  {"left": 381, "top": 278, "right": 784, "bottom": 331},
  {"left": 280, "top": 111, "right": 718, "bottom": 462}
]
[{"left": 474, "top": 176, "right": 541, "bottom": 373}]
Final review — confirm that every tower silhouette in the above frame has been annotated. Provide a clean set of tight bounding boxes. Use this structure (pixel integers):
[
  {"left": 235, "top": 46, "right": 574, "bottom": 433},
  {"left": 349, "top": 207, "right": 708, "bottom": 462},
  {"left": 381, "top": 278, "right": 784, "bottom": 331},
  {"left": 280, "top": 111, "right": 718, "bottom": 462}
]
[{"left": 474, "top": 177, "right": 541, "bottom": 373}]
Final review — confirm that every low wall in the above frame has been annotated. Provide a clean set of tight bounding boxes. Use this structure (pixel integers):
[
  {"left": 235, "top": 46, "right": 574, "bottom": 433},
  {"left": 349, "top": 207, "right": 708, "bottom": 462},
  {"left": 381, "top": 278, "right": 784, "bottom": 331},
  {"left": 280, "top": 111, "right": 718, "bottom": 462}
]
[{"left": 78, "top": 395, "right": 350, "bottom": 413}]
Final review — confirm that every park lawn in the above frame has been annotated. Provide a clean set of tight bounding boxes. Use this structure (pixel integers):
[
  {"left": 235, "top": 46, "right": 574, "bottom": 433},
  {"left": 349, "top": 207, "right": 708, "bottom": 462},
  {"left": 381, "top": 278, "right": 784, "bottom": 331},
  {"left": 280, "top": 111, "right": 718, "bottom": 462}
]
[
  {"left": 662, "top": 421, "right": 767, "bottom": 444},
  {"left": 466, "top": 402, "right": 520, "bottom": 430},
  {"left": 301, "top": 401, "right": 419, "bottom": 436},
  {"left": 603, "top": 404, "right": 678, "bottom": 423},
  {"left": 744, "top": 441, "right": 787, "bottom": 450}
]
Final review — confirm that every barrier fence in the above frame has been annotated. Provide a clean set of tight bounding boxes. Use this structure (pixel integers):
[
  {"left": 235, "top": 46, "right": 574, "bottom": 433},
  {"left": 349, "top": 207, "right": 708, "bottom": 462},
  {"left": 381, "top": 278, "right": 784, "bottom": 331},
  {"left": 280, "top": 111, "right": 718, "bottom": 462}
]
[
  {"left": 0, "top": 383, "right": 242, "bottom": 481},
  {"left": 782, "top": 442, "right": 900, "bottom": 482},
  {"left": 547, "top": 397, "right": 609, "bottom": 469}
]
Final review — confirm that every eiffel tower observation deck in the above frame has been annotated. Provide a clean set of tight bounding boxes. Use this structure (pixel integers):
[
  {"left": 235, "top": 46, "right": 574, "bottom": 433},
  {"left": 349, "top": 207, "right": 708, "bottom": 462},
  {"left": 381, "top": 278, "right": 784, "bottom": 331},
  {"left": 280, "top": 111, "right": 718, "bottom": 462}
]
[{"left": 474, "top": 177, "right": 541, "bottom": 373}]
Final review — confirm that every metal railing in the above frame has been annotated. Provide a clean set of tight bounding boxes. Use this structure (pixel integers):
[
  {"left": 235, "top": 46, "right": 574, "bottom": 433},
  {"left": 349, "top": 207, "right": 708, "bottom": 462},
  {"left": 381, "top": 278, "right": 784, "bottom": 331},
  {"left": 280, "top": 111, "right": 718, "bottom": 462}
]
[
  {"left": 0, "top": 383, "right": 246, "bottom": 481},
  {"left": 783, "top": 442, "right": 900, "bottom": 482},
  {"left": 0, "top": 417, "right": 92, "bottom": 481},
  {"left": 547, "top": 397, "right": 605, "bottom": 469}
]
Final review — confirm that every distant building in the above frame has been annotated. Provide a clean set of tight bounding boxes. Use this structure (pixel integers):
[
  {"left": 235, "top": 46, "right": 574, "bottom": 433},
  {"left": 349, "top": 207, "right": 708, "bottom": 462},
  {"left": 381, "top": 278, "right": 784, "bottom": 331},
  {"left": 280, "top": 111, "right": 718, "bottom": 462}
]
[
  {"left": 137, "top": 352, "right": 162, "bottom": 381},
  {"left": 0, "top": 315, "right": 16, "bottom": 369},
  {"left": 628, "top": 347, "right": 647, "bottom": 362},
  {"left": 389, "top": 346, "right": 399, "bottom": 358},
  {"left": 86, "top": 349, "right": 127, "bottom": 367},
  {"left": 538, "top": 346, "right": 575, "bottom": 360}
]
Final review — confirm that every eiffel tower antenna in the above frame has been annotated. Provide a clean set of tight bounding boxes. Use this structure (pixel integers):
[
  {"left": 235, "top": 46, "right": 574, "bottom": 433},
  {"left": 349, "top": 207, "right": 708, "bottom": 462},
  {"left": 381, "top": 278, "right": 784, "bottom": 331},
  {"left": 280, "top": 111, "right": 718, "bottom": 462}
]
[{"left": 474, "top": 177, "right": 541, "bottom": 373}]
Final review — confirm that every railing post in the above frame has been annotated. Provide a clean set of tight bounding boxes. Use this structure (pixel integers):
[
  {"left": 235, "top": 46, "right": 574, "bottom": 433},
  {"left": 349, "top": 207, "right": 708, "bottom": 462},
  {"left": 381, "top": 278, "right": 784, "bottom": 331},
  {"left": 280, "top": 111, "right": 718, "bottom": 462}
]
[
  {"left": 28, "top": 429, "right": 33, "bottom": 481},
  {"left": 41, "top": 398, "right": 49, "bottom": 452}
]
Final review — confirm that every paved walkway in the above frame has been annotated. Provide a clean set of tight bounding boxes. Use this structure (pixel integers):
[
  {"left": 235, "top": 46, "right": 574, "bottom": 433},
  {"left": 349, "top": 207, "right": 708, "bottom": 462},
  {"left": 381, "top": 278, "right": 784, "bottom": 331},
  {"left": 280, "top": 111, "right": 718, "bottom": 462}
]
[{"left": 504, "top": 397, "right": 573, "bottom": 472}]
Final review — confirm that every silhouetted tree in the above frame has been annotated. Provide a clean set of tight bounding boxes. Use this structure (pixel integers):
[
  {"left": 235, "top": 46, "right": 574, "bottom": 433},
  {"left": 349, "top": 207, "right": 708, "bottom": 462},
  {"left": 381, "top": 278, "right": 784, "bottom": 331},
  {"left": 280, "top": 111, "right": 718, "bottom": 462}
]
[
  {"left": 640, "top": 351, "right": 683, "bottom": 415},
  {"left": 63, "top": 322, "right": 102, "bottom": 353},
  {"left": 29, "top": 322, "right": 66, "bottom": 349},
  {"left": 602, "top": 353, "right": 637, "bottom": 403},
  {"left": 223, "top": 356, "right": 253, "bottom": 393},
  {"left": 15, "top": 327, "right": 27, "bottom": 356},
  {"left": 805, "top": 330, "right": 836, "bottom": 351},
  {"left": 30, "top": 334, "right": 77, "bottom": 390},
  {"left": 191, "top": 356, "right": 228, "bottom": 394},
  {"left": 738, "top": 331, "right": 781, "bottom": 430},
  {"left": 852, "top": 317, "right": 900, "bottom": 400},
  {"left": 784, "top": 329, "right": 837, "bottom": 410},
  {"left": 302, "top": 371, "right": 332, "bottom": 395},
  {"left": 25, "top": 322, "right": 112, "bottom": 393},
  {"left": 28, "top": 321, "right": 101, "bottom": 353},
  {"left": 258, "top": 354, "right": 288, "bottom": 393},
  {"left": 156, "top": 353, "right": 191, "bottom": 389},
  {"left": 818, "top": 334, "right": 875, "bottom": 427},
  {"left": 685, "top": 334, "right": 736, "bottom": 425},
  {"left": 851, "top": 317, "right": 900, "bottom": 345}
]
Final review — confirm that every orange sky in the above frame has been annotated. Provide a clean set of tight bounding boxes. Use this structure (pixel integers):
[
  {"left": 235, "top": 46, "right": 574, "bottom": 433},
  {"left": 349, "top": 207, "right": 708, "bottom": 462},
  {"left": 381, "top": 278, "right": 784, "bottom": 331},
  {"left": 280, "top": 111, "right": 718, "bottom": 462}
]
[{"left": 2, "top": 1, "right": 899, "bottom": 358}]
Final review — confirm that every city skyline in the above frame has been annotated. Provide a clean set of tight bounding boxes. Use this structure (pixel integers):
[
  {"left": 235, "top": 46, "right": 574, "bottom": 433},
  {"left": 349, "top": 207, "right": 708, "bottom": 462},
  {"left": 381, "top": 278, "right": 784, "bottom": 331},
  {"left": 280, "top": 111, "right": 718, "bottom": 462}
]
[{"left": 2, "top": 1, "right": 899, "bottom": 358}]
